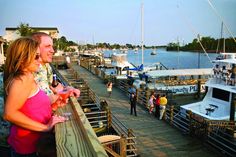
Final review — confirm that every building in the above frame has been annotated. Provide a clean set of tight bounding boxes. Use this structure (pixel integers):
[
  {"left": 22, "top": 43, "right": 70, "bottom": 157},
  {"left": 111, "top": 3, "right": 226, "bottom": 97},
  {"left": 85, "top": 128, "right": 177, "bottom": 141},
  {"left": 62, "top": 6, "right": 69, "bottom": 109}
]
[{"left": 3, "top": 27, "right": 59, "bottom": 42}]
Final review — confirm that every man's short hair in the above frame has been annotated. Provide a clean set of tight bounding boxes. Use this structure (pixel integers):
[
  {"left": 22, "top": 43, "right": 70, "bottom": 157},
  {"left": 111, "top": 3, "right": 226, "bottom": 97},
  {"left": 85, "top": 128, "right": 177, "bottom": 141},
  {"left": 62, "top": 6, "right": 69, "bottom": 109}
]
[{"left": 30, "top": 32, "right": 50, "bottom": 43}]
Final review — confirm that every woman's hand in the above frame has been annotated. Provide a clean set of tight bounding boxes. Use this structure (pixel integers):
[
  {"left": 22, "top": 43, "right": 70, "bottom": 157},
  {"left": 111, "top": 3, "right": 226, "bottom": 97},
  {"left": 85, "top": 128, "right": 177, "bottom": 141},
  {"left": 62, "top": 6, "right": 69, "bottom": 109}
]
[{"left": 45, "top": 115, "right": 67, "bottom": 131}]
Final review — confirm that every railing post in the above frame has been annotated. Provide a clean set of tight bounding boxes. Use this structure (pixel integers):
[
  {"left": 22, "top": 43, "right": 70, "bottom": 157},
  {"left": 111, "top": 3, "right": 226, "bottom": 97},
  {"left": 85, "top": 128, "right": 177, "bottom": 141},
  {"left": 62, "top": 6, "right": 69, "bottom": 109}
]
[
  {"left": 204, "top": 120, "right": 210, "bottom": 139},
  {"left": 107, "top": 108, "right": 112, "bottom": 130},
  {"left": 127, "top": 129, "right": 133, "bottom": 153},
  {"left": 100, "top": 100, "right": 112, "bottom": 131},
  {"left": 120, "top": 134, "right": 127, "bottom": 157},
  {"left": 145, "top": 90, "right": 151, "bottom": 109},
  {"left": 170, "top": 105, "right": 174, "bottom": 124},
  {"left": 136, "top": 89, "right": 139, "bottom": 101},
  {"left": 187, "top": 110, "right": 193, "bottom": 135}
]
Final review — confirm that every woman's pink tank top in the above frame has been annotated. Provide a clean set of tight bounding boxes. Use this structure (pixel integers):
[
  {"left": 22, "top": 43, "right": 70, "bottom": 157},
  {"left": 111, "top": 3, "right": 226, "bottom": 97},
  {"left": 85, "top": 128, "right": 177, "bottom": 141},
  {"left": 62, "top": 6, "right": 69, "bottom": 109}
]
[{"left": 8, "top": 89, "right": 52, "bottom": 154}]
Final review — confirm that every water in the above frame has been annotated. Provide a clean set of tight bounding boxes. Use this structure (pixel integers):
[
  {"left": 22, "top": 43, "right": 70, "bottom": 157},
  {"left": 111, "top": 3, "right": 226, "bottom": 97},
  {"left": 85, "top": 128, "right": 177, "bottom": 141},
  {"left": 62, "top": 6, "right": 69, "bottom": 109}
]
[
  {"left": 0, "top": 49, "right": 218, "bottom": 110},
  {"left": 104, "top": 48, "right": 218, "bottom": 69}
]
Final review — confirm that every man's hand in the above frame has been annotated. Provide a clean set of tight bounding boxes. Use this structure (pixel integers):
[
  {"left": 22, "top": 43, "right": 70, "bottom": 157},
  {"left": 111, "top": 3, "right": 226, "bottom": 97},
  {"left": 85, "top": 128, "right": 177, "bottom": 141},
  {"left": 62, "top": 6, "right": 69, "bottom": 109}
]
[{"left": 49, "top": 83, "right": 64, "bottom": 94}]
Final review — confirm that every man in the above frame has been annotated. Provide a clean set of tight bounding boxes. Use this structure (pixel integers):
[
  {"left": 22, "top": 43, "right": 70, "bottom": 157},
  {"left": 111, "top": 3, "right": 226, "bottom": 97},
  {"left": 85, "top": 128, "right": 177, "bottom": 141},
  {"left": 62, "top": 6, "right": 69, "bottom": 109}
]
[
  {"left": 31, "top": 32, "right": 80, "bottom": 104},
  {"left": 130, "top": 92, "right": 137, "bottom": 116}
]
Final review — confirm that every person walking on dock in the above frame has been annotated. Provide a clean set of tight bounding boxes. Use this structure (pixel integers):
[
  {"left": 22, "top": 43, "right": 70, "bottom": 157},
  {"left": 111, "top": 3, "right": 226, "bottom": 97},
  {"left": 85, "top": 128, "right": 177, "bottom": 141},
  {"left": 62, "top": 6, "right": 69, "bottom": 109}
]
[
  {"left": 130, "top": 92, "right": 137, "bottom": 116},
  {"left": 155, "top": 94, "right": 160, "bottom": 117},
  {"left": 148, "top": 93, "right": 156, "bottom": 114},
  {"left": 159, "top": 94, "right": 168, "bottom": 120},
  {"left": 106, "top": 81, "right": 113, "bottom": 97}
]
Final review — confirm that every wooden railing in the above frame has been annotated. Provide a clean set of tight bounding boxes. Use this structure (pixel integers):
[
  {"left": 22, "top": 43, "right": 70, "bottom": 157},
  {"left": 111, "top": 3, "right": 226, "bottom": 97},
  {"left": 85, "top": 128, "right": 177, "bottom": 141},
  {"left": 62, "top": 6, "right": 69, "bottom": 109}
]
[
  {"left": 51, "top": 65, "right": 108, "bottom": 157},
  {"left": 57, "top": 65, "right": 138, "bottom": 157},
  {"left": 165, "top": 106, "right": 236, "bottom": 157},
  {"left": 114, "top": 75, "right": 236, "bottom": 157},
  {"left": 55, "top": 97, "right": 108, "bottom": 157}
]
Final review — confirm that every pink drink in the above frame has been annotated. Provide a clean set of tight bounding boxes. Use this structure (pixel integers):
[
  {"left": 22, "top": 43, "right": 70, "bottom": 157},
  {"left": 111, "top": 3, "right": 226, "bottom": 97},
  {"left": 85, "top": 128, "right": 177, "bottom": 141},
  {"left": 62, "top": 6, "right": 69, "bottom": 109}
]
[{"left": 58, "top": 90, "right": 71, "bottom": 103}]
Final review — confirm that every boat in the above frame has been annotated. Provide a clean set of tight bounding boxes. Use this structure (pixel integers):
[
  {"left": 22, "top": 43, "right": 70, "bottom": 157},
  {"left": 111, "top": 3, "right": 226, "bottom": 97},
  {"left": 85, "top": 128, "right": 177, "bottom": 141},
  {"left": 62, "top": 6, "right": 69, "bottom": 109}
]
[
  {"left": 133, "top": 68, "right": 212, "bottom": 95},
  {"left": 180, "top": 53, "right": 236, "bottom": 120},
  {"left": 150, "top": 49, "right": 157, "bottom": 55},
  {"left": 134, "top": 48, "right": 138, "bottom": 54}
]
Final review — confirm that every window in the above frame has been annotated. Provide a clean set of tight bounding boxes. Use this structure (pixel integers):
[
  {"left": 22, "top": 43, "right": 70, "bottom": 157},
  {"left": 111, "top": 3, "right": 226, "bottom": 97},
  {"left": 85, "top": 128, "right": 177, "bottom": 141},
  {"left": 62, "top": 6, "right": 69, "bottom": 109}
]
[{"left": 212, "top": 88, "right": 230, "bottom": 102}]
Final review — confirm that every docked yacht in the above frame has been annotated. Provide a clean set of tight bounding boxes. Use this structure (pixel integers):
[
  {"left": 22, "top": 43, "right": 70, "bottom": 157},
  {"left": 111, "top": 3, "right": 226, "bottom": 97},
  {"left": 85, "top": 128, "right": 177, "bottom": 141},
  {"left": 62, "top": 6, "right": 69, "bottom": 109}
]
[{"left": 181, "top": 53, "right": 236, "bottom": 120}]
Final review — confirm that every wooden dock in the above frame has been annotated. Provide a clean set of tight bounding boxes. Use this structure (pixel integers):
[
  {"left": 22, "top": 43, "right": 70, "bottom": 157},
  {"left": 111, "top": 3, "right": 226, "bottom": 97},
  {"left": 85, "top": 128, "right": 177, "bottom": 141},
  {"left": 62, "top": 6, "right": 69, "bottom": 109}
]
[{"left": 72, "top": 64, "right": 221, "bottom": 157}]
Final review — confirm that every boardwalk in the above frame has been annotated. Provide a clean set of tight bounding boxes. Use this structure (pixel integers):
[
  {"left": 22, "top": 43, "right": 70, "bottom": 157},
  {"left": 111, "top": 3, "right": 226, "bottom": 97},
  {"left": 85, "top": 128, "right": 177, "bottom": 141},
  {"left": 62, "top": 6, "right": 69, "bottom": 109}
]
[{"left": 73, "top": 65, "right": 221, "bottom": 157}]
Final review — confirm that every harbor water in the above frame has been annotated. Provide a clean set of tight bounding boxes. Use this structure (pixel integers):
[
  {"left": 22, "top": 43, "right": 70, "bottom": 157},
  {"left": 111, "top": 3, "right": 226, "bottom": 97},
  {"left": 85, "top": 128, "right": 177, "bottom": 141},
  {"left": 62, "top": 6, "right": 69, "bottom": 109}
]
[
  {"left": 104, "top": 48, "right": 218, "bottom": 69},
  {"left": 0, "top": 49, "right": 218, "bottom": 108}
]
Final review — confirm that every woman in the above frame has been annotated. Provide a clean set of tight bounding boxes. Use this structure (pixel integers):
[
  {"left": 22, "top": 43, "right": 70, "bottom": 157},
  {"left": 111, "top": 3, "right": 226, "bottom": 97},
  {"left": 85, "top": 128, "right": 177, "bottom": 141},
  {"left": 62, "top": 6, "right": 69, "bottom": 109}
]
[
  {"left": 148, "top": 93, "right": 156, "bottom": 114},
  {"left": 3, "top": 37, "right": 66, "bottom": 157},
  {"left": 155, "top": 94, "right": 160, "bottom": 117}
]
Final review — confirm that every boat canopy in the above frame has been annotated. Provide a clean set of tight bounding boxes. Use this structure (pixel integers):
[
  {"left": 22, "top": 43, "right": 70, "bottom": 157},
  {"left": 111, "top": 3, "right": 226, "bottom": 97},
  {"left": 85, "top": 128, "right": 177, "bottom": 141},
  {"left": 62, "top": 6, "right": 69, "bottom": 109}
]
[
  {"left": 146, "top": 68, "right": 212, "bottom": 79},
  {"left": 212, "top": 59, "right": 236, "bottom": 64}
]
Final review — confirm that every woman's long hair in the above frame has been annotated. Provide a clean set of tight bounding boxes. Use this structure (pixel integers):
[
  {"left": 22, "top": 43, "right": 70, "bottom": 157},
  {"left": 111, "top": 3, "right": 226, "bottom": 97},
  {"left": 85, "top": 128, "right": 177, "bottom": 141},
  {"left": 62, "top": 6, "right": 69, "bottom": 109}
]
[{"left": 3, "top": 37, "right": 39, "bottom": 96}]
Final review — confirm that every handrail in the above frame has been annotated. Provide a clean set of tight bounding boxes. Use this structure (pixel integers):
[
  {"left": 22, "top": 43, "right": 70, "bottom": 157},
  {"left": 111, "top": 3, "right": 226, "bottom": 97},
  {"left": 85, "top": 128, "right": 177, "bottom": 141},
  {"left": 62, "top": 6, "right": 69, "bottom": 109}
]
[{"left": 51, "top": 65, "right": 108, "bottom": 157}]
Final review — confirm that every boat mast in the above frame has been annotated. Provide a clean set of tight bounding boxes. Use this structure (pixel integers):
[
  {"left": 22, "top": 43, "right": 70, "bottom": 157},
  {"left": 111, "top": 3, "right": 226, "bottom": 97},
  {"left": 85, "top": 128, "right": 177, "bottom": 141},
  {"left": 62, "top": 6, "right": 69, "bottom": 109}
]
[
  {"left": 222, "top": 22, "right": 225, "bottom": 53},
  {"left": 141, "top": 3, "right": 144, "bottom": 65}
]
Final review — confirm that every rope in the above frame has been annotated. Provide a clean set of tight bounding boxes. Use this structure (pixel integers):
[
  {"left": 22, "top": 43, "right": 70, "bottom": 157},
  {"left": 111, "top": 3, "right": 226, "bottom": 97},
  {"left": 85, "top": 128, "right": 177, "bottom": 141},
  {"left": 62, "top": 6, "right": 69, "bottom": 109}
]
[
  {"left": 176, "top": 4, "right": 213, "bottom": 65},
  {"left": 207, "top": 0, "right": 236, "bottom": 44}
]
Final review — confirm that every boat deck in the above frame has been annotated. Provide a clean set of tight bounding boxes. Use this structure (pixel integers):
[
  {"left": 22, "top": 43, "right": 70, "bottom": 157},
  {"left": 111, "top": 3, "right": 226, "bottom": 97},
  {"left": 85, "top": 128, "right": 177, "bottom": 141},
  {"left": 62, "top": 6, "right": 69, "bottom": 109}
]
[{"left": 73, "top": 64, "right": 220, "bottom": 157}]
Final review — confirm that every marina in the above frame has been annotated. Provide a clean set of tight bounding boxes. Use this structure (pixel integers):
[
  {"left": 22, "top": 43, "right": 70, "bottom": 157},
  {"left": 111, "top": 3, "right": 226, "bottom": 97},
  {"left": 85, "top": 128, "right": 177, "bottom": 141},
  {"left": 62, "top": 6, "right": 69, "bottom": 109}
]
[
  {"left": 77, "top": 53, "right": 236, "bottom": 156},
  {"left": 0, "top": 50, "right": 236, "bottom": 156},
  {"left": 0, "top": 1, "right": 236, "bottom": 156}
]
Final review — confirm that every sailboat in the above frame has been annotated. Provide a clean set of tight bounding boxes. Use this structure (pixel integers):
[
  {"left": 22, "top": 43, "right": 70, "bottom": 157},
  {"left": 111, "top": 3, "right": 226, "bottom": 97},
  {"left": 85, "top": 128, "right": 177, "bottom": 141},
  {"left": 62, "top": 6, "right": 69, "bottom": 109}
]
[{"left": 216, "top": 22, "right": 226, "bottom": 60}]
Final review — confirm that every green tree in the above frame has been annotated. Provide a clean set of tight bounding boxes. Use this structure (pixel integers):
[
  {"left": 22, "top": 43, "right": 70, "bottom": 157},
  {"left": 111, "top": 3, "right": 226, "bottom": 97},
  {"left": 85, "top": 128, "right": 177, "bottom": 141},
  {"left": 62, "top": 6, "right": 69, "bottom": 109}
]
[{"left": 16, "top": 23, "right": 37, "bottom": 36}]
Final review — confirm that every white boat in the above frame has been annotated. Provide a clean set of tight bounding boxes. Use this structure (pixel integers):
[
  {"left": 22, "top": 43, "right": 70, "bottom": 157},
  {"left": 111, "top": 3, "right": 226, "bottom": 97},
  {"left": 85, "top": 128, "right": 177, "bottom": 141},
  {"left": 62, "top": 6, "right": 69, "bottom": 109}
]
[
  {"left": 133, "top": 68, "right": 212, "bottom": 95},
  {"left": 134, "top": 48, "right": 138, "bottom": 54},
  {"left": 150, "top": 49, "right": 157, "bottom": 55},
  {"left": 180, "top": 53, "right": 236, "bottom": 120},
  {"left": 111, "top": 53, "right": 135, "bottom": 76}
]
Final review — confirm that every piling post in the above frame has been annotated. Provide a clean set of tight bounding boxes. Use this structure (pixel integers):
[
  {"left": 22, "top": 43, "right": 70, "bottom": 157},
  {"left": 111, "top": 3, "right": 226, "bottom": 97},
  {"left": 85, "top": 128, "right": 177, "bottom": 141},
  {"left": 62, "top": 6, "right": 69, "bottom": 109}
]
[
  {"left": 204, "top": 120, "right": 210, "bottom": 140},
  {"left": 187, "top": 110, "right": 193, "bottom": 135},
  {"left": 107, "top": 108, "right": 112, "bottom": 131},
  {"left": 120, "top": 134, "right": 127, "bottom": 157},
  {"left": 127, "top": 129, "right": 133, "bottom": 153},
  {"left": 197, "top": 77, "right": 201, "bottom": 99},
  {"left": 170, "top": 105, "right": 174, "bottom": 124},
  {"left": 136, "top": 88, "right": 139, "bottom": 103}
]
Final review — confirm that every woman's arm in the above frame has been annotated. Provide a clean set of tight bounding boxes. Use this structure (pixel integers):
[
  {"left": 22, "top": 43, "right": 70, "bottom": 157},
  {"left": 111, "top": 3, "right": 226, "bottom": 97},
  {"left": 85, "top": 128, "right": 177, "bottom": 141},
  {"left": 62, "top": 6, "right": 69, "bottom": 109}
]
[{"left": 3, "top": 76, "right": 65, "bottom": 132}]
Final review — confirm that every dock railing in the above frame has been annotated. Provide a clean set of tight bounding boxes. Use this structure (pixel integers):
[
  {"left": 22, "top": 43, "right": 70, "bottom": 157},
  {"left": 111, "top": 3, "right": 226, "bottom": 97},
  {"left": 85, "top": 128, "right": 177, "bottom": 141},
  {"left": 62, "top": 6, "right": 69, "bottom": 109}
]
[
  {"left": 165, "top": 105, "right": 236, "bottom": 157},
  {"left": 51, "top": 65, "right": 108, "bottom": 157},
  {"left": 57, "top": 65, "right": 138, "bottom": 157},
  {"left": 114, "top": 74, "right": 235, "bottom": 157}
]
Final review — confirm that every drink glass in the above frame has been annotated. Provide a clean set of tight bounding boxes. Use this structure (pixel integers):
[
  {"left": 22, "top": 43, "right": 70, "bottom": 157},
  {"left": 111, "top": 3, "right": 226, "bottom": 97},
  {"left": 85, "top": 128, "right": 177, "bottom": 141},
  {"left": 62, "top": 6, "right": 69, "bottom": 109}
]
[{"left": 58, "top": 90, "right": 71, "bottom": 103}]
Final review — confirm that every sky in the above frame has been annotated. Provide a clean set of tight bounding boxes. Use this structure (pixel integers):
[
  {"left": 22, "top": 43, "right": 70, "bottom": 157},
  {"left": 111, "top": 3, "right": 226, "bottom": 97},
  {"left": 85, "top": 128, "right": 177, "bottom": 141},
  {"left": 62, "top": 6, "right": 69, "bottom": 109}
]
[{"left": 0, "top": 0, "right": 236, "bottom": 46}]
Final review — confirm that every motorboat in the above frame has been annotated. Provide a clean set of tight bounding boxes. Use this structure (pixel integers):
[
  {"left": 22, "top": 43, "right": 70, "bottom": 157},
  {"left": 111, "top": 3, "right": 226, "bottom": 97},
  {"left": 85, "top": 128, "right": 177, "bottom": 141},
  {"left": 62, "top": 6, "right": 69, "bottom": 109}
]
[{"left": 180, "top": 53, "right": 236, "bottom": 120}]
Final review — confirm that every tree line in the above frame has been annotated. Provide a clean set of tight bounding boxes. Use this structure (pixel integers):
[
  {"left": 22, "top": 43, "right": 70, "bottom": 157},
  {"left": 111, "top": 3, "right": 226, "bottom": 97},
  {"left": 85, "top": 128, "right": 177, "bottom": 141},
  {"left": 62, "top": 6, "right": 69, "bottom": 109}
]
[
  {"left": 167, "top": 36, "right": 236, "bottom": 52},
  {"left": 9, "top": 23, "right": 236, "bottom": 53},
  {"left": 14, "top": 23, "right": 164, "bottom": 52}
]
